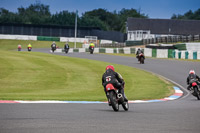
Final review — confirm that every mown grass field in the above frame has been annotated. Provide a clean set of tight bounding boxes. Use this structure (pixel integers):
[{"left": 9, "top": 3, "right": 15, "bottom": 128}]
[{"left": 0, "top": 39, "right": 174, "bottom": 101}]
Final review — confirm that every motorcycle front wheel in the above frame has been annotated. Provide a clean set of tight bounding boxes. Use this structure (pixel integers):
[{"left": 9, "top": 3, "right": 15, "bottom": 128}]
[
  {"left": 109, "top": 91, "right": 119, "bottom": 111},
  {"left": 122, "top": 101, "right": 129, "bottom": 111},
  {"left": 194, "top": 87, "right": 200, "bottom": 100}
]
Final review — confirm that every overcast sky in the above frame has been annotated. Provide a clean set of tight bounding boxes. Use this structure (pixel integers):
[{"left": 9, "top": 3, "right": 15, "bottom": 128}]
[{"left": 1, "top": 0, "right": 200, "bottom": 19}]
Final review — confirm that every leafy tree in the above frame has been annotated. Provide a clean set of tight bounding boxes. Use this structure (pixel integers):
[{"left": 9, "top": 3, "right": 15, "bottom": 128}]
[
  {"left": 50, "top": 11, "right": 78, "bottom": 25},
  {"left": 0, "top": 8, "right": 18, "bottom": 23},
  {"left": 17, "top": 3, "right": 51, "bottom": 24},
  {"left": 171, "top": 8, "right": 200, "bottom": 20}
]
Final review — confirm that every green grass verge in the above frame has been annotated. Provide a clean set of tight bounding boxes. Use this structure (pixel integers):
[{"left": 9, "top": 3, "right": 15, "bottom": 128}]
[
  {"left": 0, "top": 39, "right": 82, "bottom": 50},
  {"left": 0, "top": 50, "right": 174, "bottom": 101}
]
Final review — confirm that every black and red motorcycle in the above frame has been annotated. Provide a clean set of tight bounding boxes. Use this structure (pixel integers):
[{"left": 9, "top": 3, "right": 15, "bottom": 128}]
[
  {"left": 138, "top": 53, "right": 145, "bottom": 64},
  {"left": 89, "top": 46, "right": 94, "bottom": 54},
  {"left": 27, "top": 47, "right": 32, "bottom": 52},
  {"left": 188, "top": 79, "right": 200, "bottom": 100},
  {"left": 105, "top": 83, "right": 129, "bottom": 111}
]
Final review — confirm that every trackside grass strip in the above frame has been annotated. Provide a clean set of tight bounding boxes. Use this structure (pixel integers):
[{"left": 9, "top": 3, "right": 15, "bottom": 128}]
[{"left": 0, "top": 50, "right": 174, "bottom": 101}]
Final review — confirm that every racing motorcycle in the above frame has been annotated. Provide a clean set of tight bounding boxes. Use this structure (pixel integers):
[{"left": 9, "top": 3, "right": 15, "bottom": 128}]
[
  {"left": 188, "top": 79, "right": 200, "bottom": 100},
  {"left": 51, "top": 46, "right": 56, "bottom": 53},
  {"left": 138, "top": 53, "right": 145, "bottom": 64},
  {"left": 105, "top": 83, "right": 129, "bottom": 111},
  {"left": 64, "top": 48, "right": 69, "bottom": 54},
  {"left": 27, "top": 47, "right": 32, "bottom": 52},
  {"left": 89, "top": 46, "right": 94, "bottom": 54},
  {"left": 18, "top": 47, "right": 21, "bottom": 51}
]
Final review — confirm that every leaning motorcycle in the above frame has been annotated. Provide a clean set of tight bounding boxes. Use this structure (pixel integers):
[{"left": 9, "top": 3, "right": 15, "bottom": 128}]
[
  {"left": 105, "top": 83, "right": 129, "bottom": 111},
  {"left": 188, "top": 79, "right": 200, "bottom": 100},
  {"left": 89, "top": 46, "right": 94, "bottom": 54},
  {"left": 138, "top": 53, "right": 145, "bottom": 64}
]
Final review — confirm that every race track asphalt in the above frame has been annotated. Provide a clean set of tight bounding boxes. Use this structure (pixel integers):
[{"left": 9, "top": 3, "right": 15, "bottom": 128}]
[{"left": 1, "top": 49, "right": 200, "bottom": 133}]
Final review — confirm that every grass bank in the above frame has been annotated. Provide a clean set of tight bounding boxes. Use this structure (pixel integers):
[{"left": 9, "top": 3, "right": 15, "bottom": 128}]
[{"left": 0, "top": 50, "right": 174, "bottom": 101}]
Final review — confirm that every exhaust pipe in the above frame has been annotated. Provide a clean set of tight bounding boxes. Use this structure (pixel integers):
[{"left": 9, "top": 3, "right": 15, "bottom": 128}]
[
  {"left": 117, "top": 93, "right": 124, "bottom": 103},
  {"left": 117, "top": 93, "right": 123, "bottom": 99}
]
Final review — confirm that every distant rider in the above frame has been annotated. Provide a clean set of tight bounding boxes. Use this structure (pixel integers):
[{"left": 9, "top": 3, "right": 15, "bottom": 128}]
[
  {"left": 89, "top": 42, "right": 95, "bottom": 50},
  {"left": 136, "top": 48, "right": 144, "bottom": 60},
  {"left": 27, "top": 43, "right": 32, "bottom": 51},
  {"left": 187, "top": 70, "right": 200, "bottom": 90},
  {"left": 51, "top": 41, "right": 57, "bottom": 52},
  {"left": 18, "top": 44, "right": 22, "bottom": 51},
  {"left": 102, "top": 65, "right": 128, "bottom": 104},
  {"left": 64, "top": 42, "right": 70, "bottom": 50},
  {"left": 28, "top": 43, "right": 32, "bottom": 48}
]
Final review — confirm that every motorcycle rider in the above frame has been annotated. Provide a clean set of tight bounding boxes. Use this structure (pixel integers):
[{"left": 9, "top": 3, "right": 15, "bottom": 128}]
[
  {"left": 27, "top": 43, "right": 32, "bottom": 51},
  {"left": 89, "top": 42, "right": 95, "bottom": 50},
  {"left": 187, "top": 70, "right": 200, "bottom": 90},
  {"left": 51, "top": 41, "right": 57, "bottom": 52},
  {"left": 18, "top": 44, "right": 21, "bottom": 51},
  {"left": 102, "top": 65, "right": 128, "bottom": 105},
  {"left": 64, "top": 42, "right": 70, "bottom": 52},
  {"left": 136, "top": 48, "right": 144, "bottom": 61}
]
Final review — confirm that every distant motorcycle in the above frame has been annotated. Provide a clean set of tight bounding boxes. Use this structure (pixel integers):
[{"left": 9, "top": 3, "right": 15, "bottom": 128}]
[
  {"left": 18, "top": 47, "right": 21, "bottom": 51},
  {"left": 51, "top": 46, "right": 56, "bottom": 53},
  {"left": 27, "top": 47, "right": 32, "bottom": 52},
  {"left": 89, "top": 46, "right": 94, "bottom": 54},
  {"left": 64, "top": 48, "right": 69, "bottom": 54},
  {"left": 138, "top": 53, "right": 145, "bottom": 64},
  {"left": 188, "top": 79, "right": 200, "bottom": 100},
  {"left": 105, "top": 83, "right": 129, "bottom": 111}
]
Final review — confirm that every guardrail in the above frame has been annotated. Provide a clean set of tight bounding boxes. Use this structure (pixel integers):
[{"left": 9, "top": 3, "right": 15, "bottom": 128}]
[
  {"left": 52, "top": 47, "right": 200, "bottom": 60},
  {"left": 143, "top": 35, "right": 200, "bottom": 44},
  {"left": 100, "top": 43, "right": 125, "bottom": 48}
]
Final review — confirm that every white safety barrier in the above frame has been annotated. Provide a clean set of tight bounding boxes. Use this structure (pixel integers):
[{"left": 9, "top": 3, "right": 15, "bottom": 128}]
[
  {"left": 94, "top": 48, "right": 99, "bottom": 53},
  {"left": 123, "top": 48, "right": 131, "bottom": 54},
  {"left": 144, "top": 48, "right": 152, "bottom": 57},
  {"left": 157, "top": 49, "right": 168, "bottom": 58},
  {"left": 79, "top": 48, "right": 86, "bottom": 53},
  {"left": 198, "top": 51, "right": 200, "bottom": 60},
  {"left": 60, "top": 37, "right": 88, "bottom": 43},
  {"left": 175, "top": 50, "right": 179, "bottom": 59},
  {"left": 68, "top": 49, "right": 73, "bottom": 53},
  {"left": 48, "top": 47, "right": 200, "bottom": 60},
  {"left": 181, "top": 51, "right": 185, "bottom": 59},
  {"left": 106, "top": 48, "right": 114, "bottom": 53},
  {"left": 54, "top": 49, "right": 62, "bottom": 53},
  {"left": 0, "top": 34, "right": 37, "bottom": 40},
  {"left": 188, "top": 51, "right": 193, "bottom": 59}
]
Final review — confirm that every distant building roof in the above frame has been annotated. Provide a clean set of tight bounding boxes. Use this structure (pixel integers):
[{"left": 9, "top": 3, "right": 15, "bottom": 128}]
[{"left": 127, "top": 18, "right": 200, "bottom": 35}]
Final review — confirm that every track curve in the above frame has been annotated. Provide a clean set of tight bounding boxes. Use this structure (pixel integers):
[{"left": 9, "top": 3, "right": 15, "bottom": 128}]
[{"left": 1, "top": 49, "right": 200, "bottom": 133}]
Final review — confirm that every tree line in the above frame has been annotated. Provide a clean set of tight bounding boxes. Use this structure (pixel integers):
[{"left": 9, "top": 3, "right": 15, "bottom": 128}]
[
  {"left": 1, "top": 3, "right": 200, "bottom": 33},
  {"left": 171, "top": 9, "right": 200, "bottom": 20},
  {"left": 0, "top": 3, "right": 147, "bottom": 33}
]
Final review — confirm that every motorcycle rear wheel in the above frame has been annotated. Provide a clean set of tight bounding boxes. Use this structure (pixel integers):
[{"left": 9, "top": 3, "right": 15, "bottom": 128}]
[
  {"left": 109, "top": 91, "right": 119, "bottom": 111},
  {"left": 140, "top": 57, "right": 144, "bottom": 64}
]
